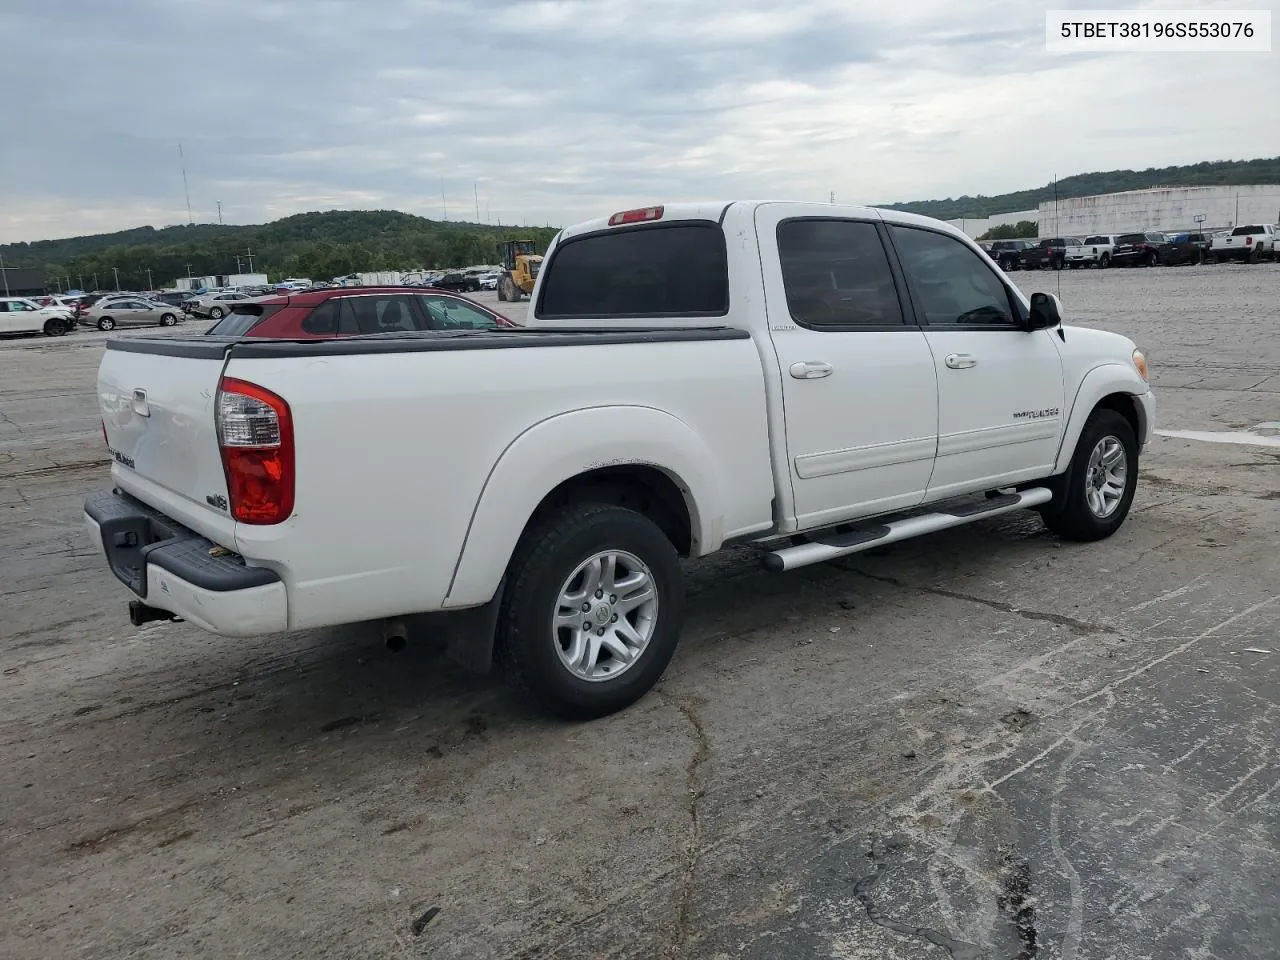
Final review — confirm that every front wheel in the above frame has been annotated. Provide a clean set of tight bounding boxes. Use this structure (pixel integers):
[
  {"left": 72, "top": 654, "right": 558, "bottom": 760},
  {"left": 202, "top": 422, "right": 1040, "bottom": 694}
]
[
  {"left": 209, "top": 307, "right": 224, "bottom": 319},
  {"left": 97, "top": 316, "right": 115, "bottom": 331},
  {"left": 498, "top": 502, "right": 685, "bottom": 720},
  {"left": 43, "top": 317, "right": 68, "bottom": 336},
  {"left": 160, "top": 313, "right": 177, "bottom": 326},
  {"left": 1039, "top": 408, "right": 1138, "bottom": 542}
]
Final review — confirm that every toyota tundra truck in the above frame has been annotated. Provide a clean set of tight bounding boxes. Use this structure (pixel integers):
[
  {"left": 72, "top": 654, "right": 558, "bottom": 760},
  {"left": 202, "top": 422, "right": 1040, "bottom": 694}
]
[{"left": 84, "top": 202, "right": 1155, "bottom": 719}]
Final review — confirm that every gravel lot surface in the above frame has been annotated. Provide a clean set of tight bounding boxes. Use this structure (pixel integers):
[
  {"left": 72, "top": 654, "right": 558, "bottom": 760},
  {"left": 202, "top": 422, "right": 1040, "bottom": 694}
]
[{"left": 2, "top": 266, "right": 1277, "bottom": 959}]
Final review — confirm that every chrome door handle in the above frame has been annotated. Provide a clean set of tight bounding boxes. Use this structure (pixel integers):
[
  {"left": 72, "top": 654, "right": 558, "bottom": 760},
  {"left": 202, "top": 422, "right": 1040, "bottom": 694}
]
[
  {"left": 789, "top": 361, "right": 833, "bottom": 379},
  {"left": 944, "top": 353, "right": 977, "bottom": 370}
]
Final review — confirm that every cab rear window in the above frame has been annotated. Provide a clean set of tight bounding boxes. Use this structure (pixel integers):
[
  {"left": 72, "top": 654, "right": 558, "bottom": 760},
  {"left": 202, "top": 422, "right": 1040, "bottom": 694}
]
[{"left": 536, "top": 223, "right": 729, "bottom": 319}]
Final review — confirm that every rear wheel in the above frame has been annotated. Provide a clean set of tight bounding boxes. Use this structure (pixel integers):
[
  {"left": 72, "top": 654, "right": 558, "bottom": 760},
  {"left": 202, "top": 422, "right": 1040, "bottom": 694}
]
[
  {"left": 159, "top": 313, "right": 177, "bottom": 326},
  {"left": 1098, "top": 254, "right": 1110, "bottom": 268},
  {"left": 1146, "top": 251, "right": 1160, "bottom": 267},
  {"left": 1039, "top": 408, "right": 1138, "bottom": 542},
  {"left": 43, "top": 317, "right": 68, "bottom": 336},
  {"left": 209, "top": 306, "right": 224, "bottom": 319},
  {"left": 497, "top": 502, "right": 685, "bottom": 720},
  {"left": 97, "top": 316, "right": 115, "bottom": 331}
]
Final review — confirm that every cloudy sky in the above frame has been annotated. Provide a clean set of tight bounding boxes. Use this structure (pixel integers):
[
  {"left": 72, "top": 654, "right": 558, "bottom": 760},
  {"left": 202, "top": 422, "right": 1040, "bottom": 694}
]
[{"left": 0, "top": 0, "right": 1274, "bottom": 242}]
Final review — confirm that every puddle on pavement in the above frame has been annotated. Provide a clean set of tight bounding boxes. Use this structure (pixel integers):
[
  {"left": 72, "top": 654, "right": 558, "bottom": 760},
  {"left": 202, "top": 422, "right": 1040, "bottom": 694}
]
[{"left": 1155, "top": 423, "right": 1280, "bottom": 448}]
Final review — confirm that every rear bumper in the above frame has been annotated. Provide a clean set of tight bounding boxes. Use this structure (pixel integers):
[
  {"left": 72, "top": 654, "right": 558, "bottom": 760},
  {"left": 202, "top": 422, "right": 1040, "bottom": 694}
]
[{"left": 84, "top": 489, "right": 288, "bottom": 637}]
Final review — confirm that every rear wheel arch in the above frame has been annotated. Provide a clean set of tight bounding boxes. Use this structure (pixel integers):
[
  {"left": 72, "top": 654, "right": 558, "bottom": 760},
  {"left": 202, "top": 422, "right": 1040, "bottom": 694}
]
[{"left": 444, "top": 407, "right": 722, "bottom": 608}]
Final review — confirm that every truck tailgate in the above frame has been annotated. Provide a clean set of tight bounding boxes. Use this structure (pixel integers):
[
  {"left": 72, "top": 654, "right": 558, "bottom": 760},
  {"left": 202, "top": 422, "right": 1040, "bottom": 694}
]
[{"left": 99, "top": 339, "right": 236, "bottom": 542}]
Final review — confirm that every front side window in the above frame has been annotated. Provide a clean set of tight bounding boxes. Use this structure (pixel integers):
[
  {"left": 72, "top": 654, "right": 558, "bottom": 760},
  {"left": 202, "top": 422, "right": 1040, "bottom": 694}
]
[
  {"left": 888, "top": 225, "right": 1017, "bottom": 327},
  {"left": 418, "top": 295, "right": 499, "bottom": 330},
  {"left": 776, "top": 219, "right": 904, "bottom": 328}
]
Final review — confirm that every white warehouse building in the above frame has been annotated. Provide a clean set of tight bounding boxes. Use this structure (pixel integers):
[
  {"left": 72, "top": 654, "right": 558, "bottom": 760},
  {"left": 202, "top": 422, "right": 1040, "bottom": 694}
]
[{"left": 1035, "top": 184, "right": 1280, "bottom": 237}]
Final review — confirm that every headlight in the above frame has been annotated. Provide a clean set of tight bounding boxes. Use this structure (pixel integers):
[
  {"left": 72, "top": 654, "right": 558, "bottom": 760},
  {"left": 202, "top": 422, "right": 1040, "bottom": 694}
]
[{"left": 1132, "top": 349, "right": 1149, "bottom": 382}]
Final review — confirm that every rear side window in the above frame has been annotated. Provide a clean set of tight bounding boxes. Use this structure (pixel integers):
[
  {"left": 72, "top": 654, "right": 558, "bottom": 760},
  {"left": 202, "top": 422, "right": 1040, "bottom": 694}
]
[
  {"left": 1117, "top": 234, "right": 1146, "bottom": 244},
  {"left": 207, "top": 310, "right": 264, "bottom": 337},
  {"left": 1232, "top": 225, "right": 1265, "bottom": 235},
  {"left": 418, "top": 295, "right": 499, "bottom": 329},
  {"left": 537, "top": 223, "right": 728, "bottom": 318},
  {"left": 776, "top": 219, "right": 904, "bottom": 328},
  {"left": 302, "top": 295, "right": 421, "bottom": 335}
]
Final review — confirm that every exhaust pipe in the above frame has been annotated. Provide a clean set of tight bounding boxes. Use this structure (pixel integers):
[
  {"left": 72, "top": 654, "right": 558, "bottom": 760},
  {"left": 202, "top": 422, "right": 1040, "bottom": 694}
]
[
  {"left": 383, "top": 617, "right": 408, "bottom": 652},
  {"left": 128, "top": 600, "right": 177, "bottom": 627}
]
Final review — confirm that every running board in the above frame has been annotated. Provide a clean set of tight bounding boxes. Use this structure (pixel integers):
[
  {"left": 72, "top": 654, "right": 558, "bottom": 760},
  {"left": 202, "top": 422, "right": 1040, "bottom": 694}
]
[{"left": 761, "top": 486, "right": 1054, "bottom": 573}]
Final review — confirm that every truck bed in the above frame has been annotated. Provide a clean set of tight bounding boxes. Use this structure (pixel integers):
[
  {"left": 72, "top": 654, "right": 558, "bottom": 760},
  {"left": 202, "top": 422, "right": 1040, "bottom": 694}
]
[{"left": 97, "top": 327, "right": 777, "bottom": 629}]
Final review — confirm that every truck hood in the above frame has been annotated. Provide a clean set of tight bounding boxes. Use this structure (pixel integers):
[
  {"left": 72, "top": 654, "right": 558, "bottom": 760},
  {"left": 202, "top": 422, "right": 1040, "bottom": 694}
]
[{"left": 1058, "top": 324, "right": 1146, "bottom": 386}]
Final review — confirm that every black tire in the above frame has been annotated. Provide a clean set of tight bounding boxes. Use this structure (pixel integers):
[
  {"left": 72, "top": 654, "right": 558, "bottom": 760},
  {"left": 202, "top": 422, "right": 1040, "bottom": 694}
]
[
  {"left": 496, "top": 280, "right": 508, "bottom": 301},
  {"left": 1099, "top": 254, "right": 1110, "bottom": 269},
  {"left": 497, "top": 502, "right": 685, "bottom": 720},
  {"left": 160, "top": 313, "right": 177, "bottom": 326},
  {"left": 43, "top": 317, "right": 68, "bottom": 336},
  {"left": 1039, "top": 408, "right": 1138, "bottom": 542},
  {"left": 97, "top": 317, "right": 115, "bottom": 331},
  {"left": 209, "top": 306, "right": 224, "bottom": 319},
  {"left": 1146, "top": 252, "right": 1159, "bottom": 267}
]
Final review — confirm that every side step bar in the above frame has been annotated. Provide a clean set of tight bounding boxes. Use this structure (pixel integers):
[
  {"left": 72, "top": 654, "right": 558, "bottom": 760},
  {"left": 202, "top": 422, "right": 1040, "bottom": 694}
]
[{"left": 762, "top": 486, "right": 1054, "bottom": 573}]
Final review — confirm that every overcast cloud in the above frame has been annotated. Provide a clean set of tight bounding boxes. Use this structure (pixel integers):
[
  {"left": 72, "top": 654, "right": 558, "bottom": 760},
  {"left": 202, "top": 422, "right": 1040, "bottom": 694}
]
[{"left": 0, "top": 0, "right": 1274, "bottom": 241}]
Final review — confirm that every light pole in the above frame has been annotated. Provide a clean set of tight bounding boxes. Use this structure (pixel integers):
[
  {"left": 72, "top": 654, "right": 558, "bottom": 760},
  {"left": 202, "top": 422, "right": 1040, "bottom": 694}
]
[
  {"left": 146, "top": 267, "right": 154, "bottom": 290},
  {"left": 0, "top": 252, "right": 8, "bottom": 296},
  {"left": 113, "top": 267, "right": 120, "bottom": 291}
]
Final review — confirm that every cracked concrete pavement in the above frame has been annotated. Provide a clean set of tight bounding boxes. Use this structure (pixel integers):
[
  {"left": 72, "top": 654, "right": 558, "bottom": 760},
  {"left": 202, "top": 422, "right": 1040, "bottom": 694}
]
[{"left": 1, "top": 269, "right": 1277, "bottom": 959}]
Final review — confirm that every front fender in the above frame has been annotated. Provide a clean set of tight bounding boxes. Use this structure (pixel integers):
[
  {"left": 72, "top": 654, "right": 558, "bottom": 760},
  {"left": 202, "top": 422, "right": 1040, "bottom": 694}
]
[
  {"left": 443, "top": 405, "right": 724, "bottom": 608},
  {"left": 1054, "top": 363, "right": 1151, "bottom": 473}
]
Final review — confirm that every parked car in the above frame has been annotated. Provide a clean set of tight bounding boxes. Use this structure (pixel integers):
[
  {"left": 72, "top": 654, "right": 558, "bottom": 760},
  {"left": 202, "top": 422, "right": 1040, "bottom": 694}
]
[
  {"left": 204, "top": 286, "right": 515, "bottom": 337},
  {"left": 987, "top": 239, "right": 1034, "bottom": 271},
  {"left": 431, "top": 271, "right": 483, "bottom": 293},
  {"left": 1065, "top": 235, "right": 1119, "bottom": 268},
  {"left": 1111, "top": 233, "right": 1168, "bottom": 267},
  {"left": 479, "top": 272, "right": 502, "bottom": 290},
  {"left": 85, "top": 201, "right": 1154, "bottom": 720},
  {"left": 1021, "top": 238, "right": 1082, "bottom": 270},
  {"left": 189, "top": 291, "right": 253, "bottom": 319},
  {"left": 83, "top": 298, "right": 183, "bottom": 330},
  {"left": 1157, "top": 232, "right": 1211, "bottom": 266},
  {"left": 0, "top": 297, "right": 76, "bottom": 336},
  {"left": 1211, "top": 224, "right": 1277, "bottom": 263}
]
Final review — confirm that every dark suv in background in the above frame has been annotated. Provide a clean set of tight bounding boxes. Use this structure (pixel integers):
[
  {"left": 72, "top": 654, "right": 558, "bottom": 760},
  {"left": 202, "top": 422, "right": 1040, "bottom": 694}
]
[
  {"left": 987, "top": 239, "right": 1034, "bottom": 270},
  {"left": 1111, "top": 232, "right": 1168, "bottom": 267}
]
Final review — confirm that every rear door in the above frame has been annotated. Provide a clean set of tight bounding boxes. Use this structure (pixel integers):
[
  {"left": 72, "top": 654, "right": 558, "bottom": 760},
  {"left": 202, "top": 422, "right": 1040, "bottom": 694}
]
[
  {"left": 98, "top": 340, "right": 237, "bottom": 540},
  {"left": 755, "top": 205, "right": 939, "bottom": 529},
  {"left": 883, "top": 222, "right": 1065, "bottom": 500}
]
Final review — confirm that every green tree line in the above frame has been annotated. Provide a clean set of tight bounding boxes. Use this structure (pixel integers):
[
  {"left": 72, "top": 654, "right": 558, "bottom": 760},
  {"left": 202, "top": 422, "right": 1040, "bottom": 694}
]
[
  {"left": 0, "top": 210, "right": 559, "bottom": 291},
  {"left": 879, "top": 156, "right": 1280, "bottom": 221}
]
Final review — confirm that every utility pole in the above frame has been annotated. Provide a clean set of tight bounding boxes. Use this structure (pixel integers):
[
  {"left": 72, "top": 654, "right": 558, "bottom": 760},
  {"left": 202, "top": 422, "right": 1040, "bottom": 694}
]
[
  {"left": 474, "top": 182, "right": 480, "bottom": 222},
  {"left": 146, "top": 267, "right": 153, "bottom": 290},
  {"left": 1234, "top": 192, "right": 1239, "bottom": 225},
  {"left": 0, "top": 253, "right": 8, "bottom": 296},
  {"left": 178, "top": 143, "right": 193, "bottom": 226},
  {"left": 113, "top": 267, "right": 120, "bottom": 291},
  {"left": 441, "top": 178, "right": 447, "bottom": 220},
  {"left": 93, "top": 273, "right": 99, "bottom": 290},
  {"left": 77, "top": 274, "right": 84, "bottom": 290},
  {"left": 185, "top": 263, "right": 193, "bottom": 278},
  {"left": 244, "top": 247, "right": 254, "bottom": 272},
  {"left": 217, "top": 200, "right": 223, "bottom": 225}
]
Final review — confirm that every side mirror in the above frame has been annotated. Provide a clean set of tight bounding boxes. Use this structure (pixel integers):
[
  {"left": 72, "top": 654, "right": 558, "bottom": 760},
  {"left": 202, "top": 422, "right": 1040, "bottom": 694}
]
[{"left": 1026, "top": 291, "right": 1062, "bottom": 331}]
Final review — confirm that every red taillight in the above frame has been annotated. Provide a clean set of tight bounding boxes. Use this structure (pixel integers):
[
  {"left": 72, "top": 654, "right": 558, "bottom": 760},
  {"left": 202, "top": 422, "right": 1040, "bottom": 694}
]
[
  {"left": 215, "top": 377, "right": 294, "bottom": 524},
  {"left": 608, "top": 205, "right": 664, "bottom": 226},
  {"left": 1245, "top": 236, "right": 1253, "bottom": 245}
]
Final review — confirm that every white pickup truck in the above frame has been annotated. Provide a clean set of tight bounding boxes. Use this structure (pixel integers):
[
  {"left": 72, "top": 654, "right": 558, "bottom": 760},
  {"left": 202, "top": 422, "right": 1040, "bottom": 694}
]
[
  {"left": 84, "top": 202, "right": 1155, "bottom": 719},
  {"left": 1211, "top": 223, "right": 1277, "bottom": 262},
  {"left": 1065, "top": 234, "right": 1118, "bottom": 269}
]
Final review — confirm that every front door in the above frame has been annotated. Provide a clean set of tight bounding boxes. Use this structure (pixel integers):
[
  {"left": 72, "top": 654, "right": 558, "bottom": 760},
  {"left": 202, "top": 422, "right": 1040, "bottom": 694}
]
[
  {"left": 755, "top": 205, "right": 939, "bottom": 531},
  {"left": 884, "top": 223, "right": 1066, "bottom": 500}
]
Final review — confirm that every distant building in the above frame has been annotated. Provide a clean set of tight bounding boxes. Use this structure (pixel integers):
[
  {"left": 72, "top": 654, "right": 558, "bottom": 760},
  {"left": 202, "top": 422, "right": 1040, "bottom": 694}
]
[
  {"left": 0, "top": 267, "right": 47, "bottom": 297},
  {"left": 1036, "top": 185, "right": 1280, "bottom": 237},
  {"left": 945, "top": 210, "right": 1039, "bottom": 238}
]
